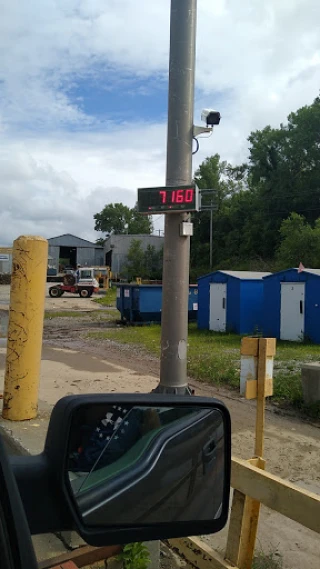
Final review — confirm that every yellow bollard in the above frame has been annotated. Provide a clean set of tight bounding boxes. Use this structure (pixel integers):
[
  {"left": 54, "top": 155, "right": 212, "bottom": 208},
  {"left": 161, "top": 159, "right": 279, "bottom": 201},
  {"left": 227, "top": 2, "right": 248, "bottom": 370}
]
[{"left": 3, "top": 236, "right": 48, "bottom": 420}]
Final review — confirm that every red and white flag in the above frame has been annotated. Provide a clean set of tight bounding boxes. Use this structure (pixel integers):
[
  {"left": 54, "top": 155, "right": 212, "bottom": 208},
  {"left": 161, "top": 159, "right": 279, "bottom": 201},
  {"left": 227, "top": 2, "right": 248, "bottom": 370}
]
[{"left": 298, "top": 262, "right": 305, "bottom": 273}]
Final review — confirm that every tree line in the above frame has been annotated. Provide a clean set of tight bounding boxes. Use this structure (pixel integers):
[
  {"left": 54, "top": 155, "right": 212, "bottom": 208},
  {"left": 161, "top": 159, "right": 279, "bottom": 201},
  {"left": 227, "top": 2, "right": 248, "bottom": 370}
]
[
  {"left": 191, "top": 95, "right": 320, "bottom": 278},
  {"left": 94, "top": 96, "right": 320, "bottom": 280}
]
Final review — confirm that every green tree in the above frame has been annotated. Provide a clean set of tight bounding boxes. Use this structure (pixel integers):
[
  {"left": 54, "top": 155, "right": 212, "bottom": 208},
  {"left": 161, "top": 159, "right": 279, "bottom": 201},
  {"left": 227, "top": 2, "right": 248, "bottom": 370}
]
[
  {"left": 190, "top": 154, "right": 242, "bottom": 277},
  {"left": 276, "top": 213, "right": 320, "bottom": 269},
  {"left": 125, "top": 239, "right": 146, "bottom": 280},
  {"left": 191, "top": 95, "right": 320, "bottom": 273},
  {"left": 144, "top": 244, "right": 163, "bottom": 279},
  {"left": 94, "top": 203, "right": 152, "bottom": 236},
  {"left": 245, "top": 96, "right": 320, "bottom": 257},
  {"left": 127, "top": 206, "right": 153, "bottom": 234},
  {"left": 124, "top": 240, "right": 163, "bottom": 280}
]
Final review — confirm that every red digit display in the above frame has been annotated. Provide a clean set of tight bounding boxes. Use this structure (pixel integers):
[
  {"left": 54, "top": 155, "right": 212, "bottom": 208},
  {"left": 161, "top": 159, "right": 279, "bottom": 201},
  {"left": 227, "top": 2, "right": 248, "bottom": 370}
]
[
  {"left": 138, "top": 185, "right": 198, "bottom": 214},
  {"left": 176, "top": 189, "right": 184, "bottom": 203},
  {"left": 159, "top": 188, "right": 195, "bottom": 204}
]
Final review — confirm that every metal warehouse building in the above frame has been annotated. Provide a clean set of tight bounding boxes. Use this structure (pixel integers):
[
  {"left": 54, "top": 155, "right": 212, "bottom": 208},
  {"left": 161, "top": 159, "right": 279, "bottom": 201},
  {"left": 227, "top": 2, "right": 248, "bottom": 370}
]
[
  {"left": 0, "top": 252, "right": 12, "bottom": 274},
  {"left": 263, "top": 268, "right": 320, "bottom": 343},
  {"left": 104, "top": 234, "right": 164, "bottom": 276},
  {"left": 48, "top": 234, "right": 104, "bottom": 271},
  {"left": 198, "top": 270, "right": 271, "bottom": 335}
]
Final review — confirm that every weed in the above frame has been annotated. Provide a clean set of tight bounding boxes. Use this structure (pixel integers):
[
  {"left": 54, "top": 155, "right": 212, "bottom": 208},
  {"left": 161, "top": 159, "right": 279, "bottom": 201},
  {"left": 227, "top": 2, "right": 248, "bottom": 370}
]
[
  {"left": 252, "top": 548, "right": 283, "bottom": 569},
  {"left": 117, "top": 543, "right": 150, "bottom": 569}
]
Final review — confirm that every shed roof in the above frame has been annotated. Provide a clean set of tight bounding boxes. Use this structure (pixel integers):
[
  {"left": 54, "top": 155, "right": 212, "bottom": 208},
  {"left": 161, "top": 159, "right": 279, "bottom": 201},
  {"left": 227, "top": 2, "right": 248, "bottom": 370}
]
[
  {"left": 198, "top": 270, "right": 271, "bottom": 281},
  {"left": 298, "top": 268, "right": 320, "bottom": 276},
  {"left": 263, "top": 268, "right": 320, "bottom": 279},
  {"left": 220, "top": 270, "right": 271, "bottom": 279}
]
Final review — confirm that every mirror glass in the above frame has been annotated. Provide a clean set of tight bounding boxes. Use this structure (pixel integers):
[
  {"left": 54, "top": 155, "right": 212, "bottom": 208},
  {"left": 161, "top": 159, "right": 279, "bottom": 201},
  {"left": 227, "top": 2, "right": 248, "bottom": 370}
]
[{"left": 66, "top": 403, "right": 226, "bottom": 527}]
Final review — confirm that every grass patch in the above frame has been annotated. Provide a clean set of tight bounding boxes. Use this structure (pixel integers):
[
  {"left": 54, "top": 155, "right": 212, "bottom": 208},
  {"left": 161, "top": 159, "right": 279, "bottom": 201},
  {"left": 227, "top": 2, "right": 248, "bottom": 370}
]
[
  {"left": 87, "top": 323, "right": 320, "bottom": 418},
  {"left": 89, "top": 324, "right": 161, "bottom": 355},
  {"left": 45, "top": 311, "right": 89, "bottom": 319},
  {"left": 45, "top": 309, "right": 118, "bottom": 321},
  {"left": 93, "top": 288, "right": 117, "bottom": 307},
  {"left": 88, "top": 324, "right": 241, "bottom": 389},
  {"left": 252, "top": 548, "right": 283, "bottom": 569}
]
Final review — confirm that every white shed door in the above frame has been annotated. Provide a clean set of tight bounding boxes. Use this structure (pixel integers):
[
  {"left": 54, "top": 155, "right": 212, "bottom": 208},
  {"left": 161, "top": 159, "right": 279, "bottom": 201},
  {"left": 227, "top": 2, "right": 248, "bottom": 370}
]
[
  {"left": 280, "top": 283, "right": 305, "bottom": 341},
  {"left": 209, "top": 283, "right": 227, "bottom": 332}
]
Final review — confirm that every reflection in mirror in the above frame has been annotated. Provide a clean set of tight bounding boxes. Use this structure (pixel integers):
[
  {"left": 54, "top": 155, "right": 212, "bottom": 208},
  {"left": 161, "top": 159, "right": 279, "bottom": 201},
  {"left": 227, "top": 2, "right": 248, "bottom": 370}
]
[{"left": 66, "top": 404, "right": 226, "bottom": 528}]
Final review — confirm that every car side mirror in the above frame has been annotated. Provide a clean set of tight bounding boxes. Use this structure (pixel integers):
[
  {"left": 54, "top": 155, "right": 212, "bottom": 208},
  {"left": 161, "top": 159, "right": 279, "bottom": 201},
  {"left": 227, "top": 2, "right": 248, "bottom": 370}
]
[{"left": 45, "top": 394, "right": 231, "bottom": 546}]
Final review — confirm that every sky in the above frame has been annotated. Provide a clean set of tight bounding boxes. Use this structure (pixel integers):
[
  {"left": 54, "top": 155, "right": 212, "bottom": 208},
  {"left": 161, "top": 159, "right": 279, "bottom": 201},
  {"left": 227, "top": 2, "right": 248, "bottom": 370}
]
[{"left": 1, "top": 0, "right": 320, "bottom": 245}]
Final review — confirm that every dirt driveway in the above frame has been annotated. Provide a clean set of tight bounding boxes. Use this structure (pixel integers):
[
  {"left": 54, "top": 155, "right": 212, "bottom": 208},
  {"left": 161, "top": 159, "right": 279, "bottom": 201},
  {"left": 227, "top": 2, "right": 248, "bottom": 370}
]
[
  {"left": 1, "top": 296, "right": 320, "bottom": 568},
  {"left": 0, "top": 283, "right": 104, "bottom": 312},
  {"left": 39, "top": 312, "right": 320, "bottom": 569}
]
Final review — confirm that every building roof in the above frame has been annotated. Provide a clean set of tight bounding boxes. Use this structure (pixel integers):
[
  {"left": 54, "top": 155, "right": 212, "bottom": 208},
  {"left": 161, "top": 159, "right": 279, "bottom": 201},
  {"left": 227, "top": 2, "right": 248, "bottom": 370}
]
[
  {"left": 198, "top": 270, "right": 271, "bottom": 281},
  {"left": 298, "top": 268, "right": 320, "bottom": 276},
  {"left": 263, "top": 268, "right": 320, "bottom": 279},
  {"left": 105, "top": 234, "right": 164, "bottom": 241},
  {"left": 48, "top": 234, "right": 103, "bottom": 248},
  {"left": 221, "top": 270, "right": 272, "bottom": 279}
]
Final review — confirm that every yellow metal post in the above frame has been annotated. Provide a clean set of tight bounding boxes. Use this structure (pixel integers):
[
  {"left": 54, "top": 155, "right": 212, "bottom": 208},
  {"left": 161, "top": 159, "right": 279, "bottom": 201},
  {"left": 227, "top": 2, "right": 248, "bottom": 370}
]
[
  {"left": 3, "top": 236, "right": 48, "bottom": 421},
  {"left": 225, "top": 337, "right": 276, "bottom": 569},
  {"left": 255, "top": 338, "right": 276, "bottom": 457}
]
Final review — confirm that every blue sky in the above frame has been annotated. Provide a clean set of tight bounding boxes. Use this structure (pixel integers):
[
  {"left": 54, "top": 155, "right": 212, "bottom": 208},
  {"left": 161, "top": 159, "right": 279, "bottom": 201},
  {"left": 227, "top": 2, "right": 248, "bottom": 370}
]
[
  {"left": 66, "top": 73, "right": 168, "bottom": 124},
  {"left": 0, "top": 0, "right": 319, "bottom": 245}
]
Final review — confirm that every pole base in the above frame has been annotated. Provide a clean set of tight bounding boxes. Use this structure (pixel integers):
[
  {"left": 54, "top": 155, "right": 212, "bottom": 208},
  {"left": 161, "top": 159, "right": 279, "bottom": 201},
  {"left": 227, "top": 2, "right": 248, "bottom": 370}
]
[{"left": 152, "top": 384, "right": 195, "bottom": 395}]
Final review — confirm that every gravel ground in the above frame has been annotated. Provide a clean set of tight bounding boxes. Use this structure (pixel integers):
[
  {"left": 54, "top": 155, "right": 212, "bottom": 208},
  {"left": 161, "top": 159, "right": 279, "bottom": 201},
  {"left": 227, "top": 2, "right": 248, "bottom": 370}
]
[{"left": 1, "top": 286, "right": 320, "bottom": 569}]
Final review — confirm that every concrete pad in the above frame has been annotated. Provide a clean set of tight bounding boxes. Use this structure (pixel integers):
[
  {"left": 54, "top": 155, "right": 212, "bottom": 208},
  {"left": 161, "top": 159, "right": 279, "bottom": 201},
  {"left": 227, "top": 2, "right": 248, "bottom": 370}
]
[
  {"left": 0, "top": 343, "right": 160, "bottom": 565},
  {"left": 0, "top": 345, "right": 158, "bottom": 453}
]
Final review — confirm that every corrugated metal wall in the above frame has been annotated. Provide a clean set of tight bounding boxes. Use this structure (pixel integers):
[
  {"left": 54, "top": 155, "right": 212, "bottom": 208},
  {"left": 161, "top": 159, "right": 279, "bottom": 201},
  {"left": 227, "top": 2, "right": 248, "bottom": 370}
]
[
  {"left": 76, "top": 247, "right": 96, "bottom": 266},
  {"left": 48, "top": 246, "right": 60, "bottom": 269},
  {"left": 104, "top": 235, "right": 164, "bottom": 274}
]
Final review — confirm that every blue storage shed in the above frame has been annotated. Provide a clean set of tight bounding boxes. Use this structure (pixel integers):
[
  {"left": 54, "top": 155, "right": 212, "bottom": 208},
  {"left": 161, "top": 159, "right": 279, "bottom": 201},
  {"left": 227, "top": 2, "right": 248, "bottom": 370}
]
[
  {"left": 116, "top": 284, "right": 198, "bottom": 324},
  {"left": 263, "top": 268, "right": 320, "bottom": 342},
  {"left": 198, "top": 271, "right": 271, "bottom": 334}
]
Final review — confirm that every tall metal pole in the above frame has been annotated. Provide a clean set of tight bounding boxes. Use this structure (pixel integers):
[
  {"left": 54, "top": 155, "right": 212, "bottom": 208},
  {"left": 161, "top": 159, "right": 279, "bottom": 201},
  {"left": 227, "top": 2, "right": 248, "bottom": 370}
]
[{"left": 156, "top": 0, "right": 197, "bottom": 394}]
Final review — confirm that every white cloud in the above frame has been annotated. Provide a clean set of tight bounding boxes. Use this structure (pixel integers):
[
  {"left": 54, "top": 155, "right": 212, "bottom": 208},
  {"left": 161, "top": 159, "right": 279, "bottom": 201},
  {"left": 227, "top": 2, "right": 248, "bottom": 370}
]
[
  {"left": 0, "top": 0, "right": 320, "bottom": 243},
  {"left": 0, "top": 124, "right": 168, "bottom": 245}
]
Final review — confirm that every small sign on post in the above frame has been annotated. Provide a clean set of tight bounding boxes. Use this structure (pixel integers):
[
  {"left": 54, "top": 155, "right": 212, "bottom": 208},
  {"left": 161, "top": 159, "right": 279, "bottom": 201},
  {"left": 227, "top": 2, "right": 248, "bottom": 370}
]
[{"left": 240, "top": 338, "right": 275, "bottom": 400}]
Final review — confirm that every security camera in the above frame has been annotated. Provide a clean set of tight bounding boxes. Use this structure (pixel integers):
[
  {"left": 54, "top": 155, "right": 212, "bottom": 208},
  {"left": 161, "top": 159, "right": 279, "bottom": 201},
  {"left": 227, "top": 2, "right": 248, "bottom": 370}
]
[{"left": 201, "top": 109, "right": 221, "bottom": 127}]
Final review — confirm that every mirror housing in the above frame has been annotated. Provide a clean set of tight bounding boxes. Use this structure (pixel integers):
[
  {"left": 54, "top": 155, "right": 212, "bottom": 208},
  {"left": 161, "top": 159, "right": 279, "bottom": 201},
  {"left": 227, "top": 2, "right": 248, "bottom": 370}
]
[{"left": 44, "top": 394, "right": 231, "bottom": 546}]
